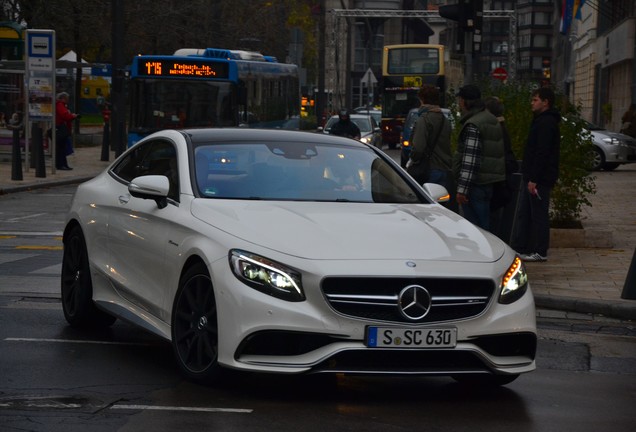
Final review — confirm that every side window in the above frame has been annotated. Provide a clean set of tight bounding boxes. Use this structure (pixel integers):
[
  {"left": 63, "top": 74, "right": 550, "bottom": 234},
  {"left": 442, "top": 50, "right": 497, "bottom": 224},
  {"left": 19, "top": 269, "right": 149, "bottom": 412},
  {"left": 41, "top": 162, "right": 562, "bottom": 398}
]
[{"left": 111, "top": 140, "right": 179, "bottom": 202}]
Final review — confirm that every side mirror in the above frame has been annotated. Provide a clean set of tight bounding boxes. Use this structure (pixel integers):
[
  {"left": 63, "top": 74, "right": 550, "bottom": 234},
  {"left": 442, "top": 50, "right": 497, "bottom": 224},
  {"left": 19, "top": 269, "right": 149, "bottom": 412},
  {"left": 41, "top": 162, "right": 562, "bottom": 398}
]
[
  {"left": 422, "top": 183, "right": 450, "bottom": 203},
  {"left": 129, "top": 175, "right": 170, "bottom": 209}
]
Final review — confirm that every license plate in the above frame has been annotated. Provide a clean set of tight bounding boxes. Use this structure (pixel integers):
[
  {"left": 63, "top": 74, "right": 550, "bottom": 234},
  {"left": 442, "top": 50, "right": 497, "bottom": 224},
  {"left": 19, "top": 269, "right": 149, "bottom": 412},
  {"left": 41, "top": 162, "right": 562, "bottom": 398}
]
[{"left": 367, "top": 327, "right": 457, "bottom": 348}]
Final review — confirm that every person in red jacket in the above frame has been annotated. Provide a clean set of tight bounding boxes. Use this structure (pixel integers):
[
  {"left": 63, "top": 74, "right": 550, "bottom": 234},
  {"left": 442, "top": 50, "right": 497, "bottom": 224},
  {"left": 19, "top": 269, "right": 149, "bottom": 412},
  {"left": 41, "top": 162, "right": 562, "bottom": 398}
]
[{"left": 55, "top": 92, "right": 79, "bottom": 170}]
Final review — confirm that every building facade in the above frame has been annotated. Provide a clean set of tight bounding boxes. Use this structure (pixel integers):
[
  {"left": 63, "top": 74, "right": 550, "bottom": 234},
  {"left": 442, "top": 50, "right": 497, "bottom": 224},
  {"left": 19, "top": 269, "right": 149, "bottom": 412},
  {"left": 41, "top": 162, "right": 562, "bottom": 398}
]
[{"left": 319, "top": 0, "right": 635, "bottom": 130}]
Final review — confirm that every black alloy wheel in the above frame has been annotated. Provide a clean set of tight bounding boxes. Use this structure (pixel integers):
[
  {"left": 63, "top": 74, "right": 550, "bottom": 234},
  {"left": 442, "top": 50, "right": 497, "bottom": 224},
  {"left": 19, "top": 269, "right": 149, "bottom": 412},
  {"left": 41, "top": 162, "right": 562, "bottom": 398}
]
[
  {"left": 172, "top": 262, "right": 221, "bottom": 382},
  {"left": 61, "top": 225, "right": 116, "bottom": 327}
]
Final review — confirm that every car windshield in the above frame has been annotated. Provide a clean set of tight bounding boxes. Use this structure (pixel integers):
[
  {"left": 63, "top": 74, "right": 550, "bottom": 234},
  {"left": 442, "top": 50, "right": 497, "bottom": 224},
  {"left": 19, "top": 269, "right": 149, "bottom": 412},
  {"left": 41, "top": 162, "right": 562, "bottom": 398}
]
[
  {"left": 583, "top": 121, "right": 605, "bottom": 131},
  {"left": 194, "top": 141, "right": 422, "bottom": 203}
]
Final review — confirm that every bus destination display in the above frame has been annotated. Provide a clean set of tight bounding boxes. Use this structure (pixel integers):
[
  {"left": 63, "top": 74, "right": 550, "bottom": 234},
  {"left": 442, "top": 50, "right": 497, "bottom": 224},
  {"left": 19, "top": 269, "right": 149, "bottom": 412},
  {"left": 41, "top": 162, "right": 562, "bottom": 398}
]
[{"left": 139, "top": 59, "right": 229, "bottom": 79}]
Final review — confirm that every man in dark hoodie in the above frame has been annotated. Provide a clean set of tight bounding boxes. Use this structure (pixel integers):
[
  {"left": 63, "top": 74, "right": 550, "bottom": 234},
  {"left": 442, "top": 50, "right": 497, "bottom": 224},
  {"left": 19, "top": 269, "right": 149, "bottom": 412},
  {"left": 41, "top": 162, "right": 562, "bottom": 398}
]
[
  {"left": 329, "top": 109, "right": 361, "bottom": 140},
  {"left": 514, "top": 87, "right": 561, "bottom": 262}
]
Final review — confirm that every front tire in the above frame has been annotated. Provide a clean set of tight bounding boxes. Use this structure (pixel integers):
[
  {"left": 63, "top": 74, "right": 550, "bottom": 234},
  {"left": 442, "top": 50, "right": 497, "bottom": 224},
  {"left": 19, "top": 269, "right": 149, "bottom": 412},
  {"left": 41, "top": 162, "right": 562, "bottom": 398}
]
[
  {"left": 590, "top": 147, "right": 604, "bottom": 171},
  {"left": 61, "top": 225, "right": 116, "bottom": 328},
  {"left": 602, "top": 162, "right": 620, "bottom": 171},
  {"left": 172, "top": 262, "right": 221, "bottom": 383}
]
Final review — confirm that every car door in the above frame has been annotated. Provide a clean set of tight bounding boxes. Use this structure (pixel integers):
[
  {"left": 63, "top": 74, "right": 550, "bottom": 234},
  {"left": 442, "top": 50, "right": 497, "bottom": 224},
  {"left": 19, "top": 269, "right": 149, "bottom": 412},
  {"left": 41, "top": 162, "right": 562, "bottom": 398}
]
[{"left": 107, "top": 139, "right": 182, "bottom": 322}]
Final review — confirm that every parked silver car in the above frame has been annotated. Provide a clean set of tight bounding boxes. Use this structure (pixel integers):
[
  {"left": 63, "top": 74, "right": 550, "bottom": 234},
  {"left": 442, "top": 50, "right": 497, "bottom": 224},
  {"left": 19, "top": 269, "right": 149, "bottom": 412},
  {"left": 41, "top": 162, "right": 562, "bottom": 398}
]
[
  {"left": 587, "top": 122, "right": 636, "bottom": 171},
  {"left": 321, "top": 113, "right": 383, "bottom": 148}
]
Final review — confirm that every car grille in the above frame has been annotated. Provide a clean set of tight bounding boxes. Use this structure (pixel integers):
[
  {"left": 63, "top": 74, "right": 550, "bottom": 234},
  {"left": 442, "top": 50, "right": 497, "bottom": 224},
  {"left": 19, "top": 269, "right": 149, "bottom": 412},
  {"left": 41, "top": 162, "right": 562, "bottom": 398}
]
[{"left": 322, "top": 277, "right": 495, "bottom": 324}]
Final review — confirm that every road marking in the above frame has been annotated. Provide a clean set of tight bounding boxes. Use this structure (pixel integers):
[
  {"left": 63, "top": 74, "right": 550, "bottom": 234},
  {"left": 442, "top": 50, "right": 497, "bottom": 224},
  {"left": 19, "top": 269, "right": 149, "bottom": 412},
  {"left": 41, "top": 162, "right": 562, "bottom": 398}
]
[
  {"left": 0, "top": 231, "right": 63, "bottom": 236},
  {"left": 0, "top": 396, "right": 253, "bottom": 413},
  {"left": 111, "top": 404, "right": 253, "bottom": 413},
  {"left": 32, "top": 263, "right": 62, "bottom": 274},
  {"left": 6, "top": 213, "right": 47, "bottom": 222},
  {"left": 16, "top": 245, "right": 63, "bottom": 250},
  {"left": 4, "top": 337, "right": 154, "bottom": 346}
]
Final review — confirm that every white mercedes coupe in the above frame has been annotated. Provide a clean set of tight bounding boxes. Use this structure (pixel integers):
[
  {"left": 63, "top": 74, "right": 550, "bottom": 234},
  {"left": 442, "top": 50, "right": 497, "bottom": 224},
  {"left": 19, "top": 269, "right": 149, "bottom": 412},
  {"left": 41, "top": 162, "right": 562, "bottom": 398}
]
[{"left": 62, "top": 128, "right": 536, "bottom": 386}]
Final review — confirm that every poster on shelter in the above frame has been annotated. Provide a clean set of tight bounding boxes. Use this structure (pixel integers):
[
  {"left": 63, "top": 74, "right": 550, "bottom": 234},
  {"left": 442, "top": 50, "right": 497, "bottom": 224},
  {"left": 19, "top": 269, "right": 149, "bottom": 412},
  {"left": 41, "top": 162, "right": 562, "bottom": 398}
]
[{"left": 28, "top": 77, "right": 53, "bottom": 120}]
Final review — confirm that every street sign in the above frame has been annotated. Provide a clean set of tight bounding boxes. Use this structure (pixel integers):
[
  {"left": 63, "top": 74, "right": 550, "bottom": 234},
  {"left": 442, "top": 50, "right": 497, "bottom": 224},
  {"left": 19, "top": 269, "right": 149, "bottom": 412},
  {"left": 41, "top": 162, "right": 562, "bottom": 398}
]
[
  {"left": 26, "top": 30, "right": 55, "bottom": 121},
  {"left": 492, "top": 67, "right": 507, "bottom": 81},
  {"left": 360, "top": 68, "right": 377, "bottom": 87}
]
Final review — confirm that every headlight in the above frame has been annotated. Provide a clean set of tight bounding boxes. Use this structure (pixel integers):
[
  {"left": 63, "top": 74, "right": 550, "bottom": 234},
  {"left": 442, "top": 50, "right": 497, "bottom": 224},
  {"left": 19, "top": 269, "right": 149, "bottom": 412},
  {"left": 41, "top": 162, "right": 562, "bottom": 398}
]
[
  {"left": 498, "top": 256, "right": 529, "bottom": 304},
  {"left": 229, "top": 250, "right": 305, "bottom": 302},
  {"left": 602, "top": 137, "right": 620, "bottom": 146},
  {"left": 359, "top": 137, "right": 369, "bottom": 144}
]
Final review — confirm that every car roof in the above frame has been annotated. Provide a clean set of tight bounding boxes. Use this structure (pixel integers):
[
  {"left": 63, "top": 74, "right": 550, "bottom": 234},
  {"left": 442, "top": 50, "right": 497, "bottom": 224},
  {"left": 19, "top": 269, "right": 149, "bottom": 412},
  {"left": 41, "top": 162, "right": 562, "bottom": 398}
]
[
  {"left": 178, "top": 128, "right": 369, "bottom": 148},
  {"left": 329, "top": 113, "right": 374, "bottom": 119}
]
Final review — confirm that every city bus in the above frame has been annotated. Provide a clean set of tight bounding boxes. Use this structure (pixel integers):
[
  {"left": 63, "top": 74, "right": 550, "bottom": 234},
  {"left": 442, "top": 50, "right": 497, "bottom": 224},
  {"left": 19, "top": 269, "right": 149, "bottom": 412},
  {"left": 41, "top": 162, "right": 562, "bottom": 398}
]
[
  {"left": 381, "top": 44, "right": 445, "bottom": 149},
  {"left": 128, "top": 48, "right": 300, "bottom": 146}
]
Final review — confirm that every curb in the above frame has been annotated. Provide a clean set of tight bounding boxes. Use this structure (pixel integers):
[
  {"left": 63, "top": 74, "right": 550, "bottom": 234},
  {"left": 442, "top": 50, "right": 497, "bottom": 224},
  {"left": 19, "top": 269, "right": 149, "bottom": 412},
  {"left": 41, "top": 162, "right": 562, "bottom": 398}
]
[
  {"left": 534, "top": 294, "right": 636, "bottom": 321},
  {"left": 0, "top": 176, "right": 94, "bottom": 195}
]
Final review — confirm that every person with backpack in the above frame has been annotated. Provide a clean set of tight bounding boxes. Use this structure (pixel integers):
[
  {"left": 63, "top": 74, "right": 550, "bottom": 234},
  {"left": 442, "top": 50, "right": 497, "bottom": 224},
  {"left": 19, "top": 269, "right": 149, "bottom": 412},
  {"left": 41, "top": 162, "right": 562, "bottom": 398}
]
[{"left": 406, "top": 84, "right": 455, "bottom": 210}]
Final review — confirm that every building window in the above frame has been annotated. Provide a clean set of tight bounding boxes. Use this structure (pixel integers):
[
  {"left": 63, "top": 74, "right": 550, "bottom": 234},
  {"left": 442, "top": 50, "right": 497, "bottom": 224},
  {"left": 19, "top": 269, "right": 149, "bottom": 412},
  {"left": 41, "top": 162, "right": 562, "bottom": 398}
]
[
  {"left": 519, "top": 12, "right": 532, "bottom": 26},
  {"left": 490, "top": 60, "right": 506, "bottom": 70},
  {"left": 533, "top": 34, "right": 550, "bottom": 48},
  {"left": 534, "top": 12, "right": 551, "bottom": 25},
  {"left": 519, "top": 34, "right": 531, "bottom": 48}
]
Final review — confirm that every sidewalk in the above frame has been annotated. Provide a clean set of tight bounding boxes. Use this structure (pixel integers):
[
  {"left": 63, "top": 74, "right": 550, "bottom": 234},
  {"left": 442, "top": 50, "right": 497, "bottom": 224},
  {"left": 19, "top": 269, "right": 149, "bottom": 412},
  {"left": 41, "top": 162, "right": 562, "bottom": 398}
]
[{"left": 1, "top": 139, "right": 635, "bottom": 321}]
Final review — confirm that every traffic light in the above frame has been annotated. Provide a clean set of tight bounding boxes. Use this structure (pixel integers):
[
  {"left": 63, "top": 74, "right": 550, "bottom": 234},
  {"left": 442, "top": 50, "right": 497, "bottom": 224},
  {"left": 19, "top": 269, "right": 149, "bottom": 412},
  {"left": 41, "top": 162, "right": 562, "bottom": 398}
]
[
  {"left": 439, "top": 1, "right": 483, "bottom": 54},
  {"left": 439, "top": 0, "right": 482, "bottom": 32}
]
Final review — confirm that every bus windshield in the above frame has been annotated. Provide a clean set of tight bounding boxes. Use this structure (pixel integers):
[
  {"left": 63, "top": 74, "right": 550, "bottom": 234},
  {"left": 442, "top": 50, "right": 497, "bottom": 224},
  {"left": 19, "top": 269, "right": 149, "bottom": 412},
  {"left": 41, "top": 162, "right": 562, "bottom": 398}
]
[
  {"left": 387, "top": 47, "right": 441, "bottom": 75},
  {"left": 129, "top": 79, "right": 236, "bottom": 133}
]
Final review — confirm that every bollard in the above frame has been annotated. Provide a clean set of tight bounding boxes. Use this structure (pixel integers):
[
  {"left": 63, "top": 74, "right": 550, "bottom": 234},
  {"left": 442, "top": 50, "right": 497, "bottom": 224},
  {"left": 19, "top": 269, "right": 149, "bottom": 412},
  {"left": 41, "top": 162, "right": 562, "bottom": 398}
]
[
  {"left": 621, "top": 248, "right": 636, "bottom": 300},
  {"left": 101, "top": 120, "right": 110, "bottom": 161},
  {"left": 10, "top": 127, "right": 23, "bottom": 180},
  {"left": 32, "top": 124, "right": 46, "bottom": 178}
]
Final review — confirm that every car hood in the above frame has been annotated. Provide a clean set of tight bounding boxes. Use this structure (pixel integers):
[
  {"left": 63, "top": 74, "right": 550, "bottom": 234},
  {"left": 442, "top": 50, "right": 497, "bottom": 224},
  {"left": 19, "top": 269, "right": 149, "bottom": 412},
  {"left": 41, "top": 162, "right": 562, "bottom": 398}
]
[{"left": 191, "top": 200, "right": 505, "bottom": 262}]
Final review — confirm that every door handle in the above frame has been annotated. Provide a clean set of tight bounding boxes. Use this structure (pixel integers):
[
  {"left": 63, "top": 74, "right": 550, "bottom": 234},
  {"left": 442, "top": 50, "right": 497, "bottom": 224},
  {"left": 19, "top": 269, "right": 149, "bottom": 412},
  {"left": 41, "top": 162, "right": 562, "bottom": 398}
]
[{"left": 118, "top": 195, "right": 130, "bottom": 204}]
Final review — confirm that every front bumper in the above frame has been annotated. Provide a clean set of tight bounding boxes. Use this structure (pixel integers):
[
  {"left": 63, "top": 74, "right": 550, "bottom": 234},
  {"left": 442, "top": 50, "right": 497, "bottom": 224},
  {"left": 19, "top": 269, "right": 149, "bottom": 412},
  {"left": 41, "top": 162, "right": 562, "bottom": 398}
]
[{"left": 211, "top": 257, "right": 537, "bottom": 377}]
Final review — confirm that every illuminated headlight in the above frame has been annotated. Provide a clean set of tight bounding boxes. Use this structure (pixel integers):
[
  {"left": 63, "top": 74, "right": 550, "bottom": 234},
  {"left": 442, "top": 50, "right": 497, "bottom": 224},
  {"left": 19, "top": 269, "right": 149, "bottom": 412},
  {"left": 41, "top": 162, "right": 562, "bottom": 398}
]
[
  {"left": 402, "top": 140, "right": 410, "bottom": 147},
  {"left": 602, "top": 137, "right": 620, "bottom": 146},
  {"left": 229, "top": 250, "right": 304, "bottom": 302},
  {"left": 498, "top": 256, "right": 529, "bottom": 304},
  {"left": 359, "top": 137, "right": 370, "bottom": 144}
]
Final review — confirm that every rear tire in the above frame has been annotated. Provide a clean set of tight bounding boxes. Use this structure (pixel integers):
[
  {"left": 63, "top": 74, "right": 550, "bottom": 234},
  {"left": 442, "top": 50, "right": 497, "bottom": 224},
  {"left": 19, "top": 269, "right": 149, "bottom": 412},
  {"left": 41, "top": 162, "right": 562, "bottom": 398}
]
[
  {"left": 172, "top": 262, "right": 221, "bottom": 383},
  {"left": 61, "top": 225, "right": 116, "bottom": 328}
]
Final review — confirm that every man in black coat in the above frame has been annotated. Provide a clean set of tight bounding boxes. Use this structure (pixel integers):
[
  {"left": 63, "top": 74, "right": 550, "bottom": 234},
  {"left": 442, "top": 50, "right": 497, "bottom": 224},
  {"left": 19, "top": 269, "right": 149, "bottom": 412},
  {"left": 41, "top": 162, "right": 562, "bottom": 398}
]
[{"left": 513, "top": 87, "right": 561, "bottom": 262}]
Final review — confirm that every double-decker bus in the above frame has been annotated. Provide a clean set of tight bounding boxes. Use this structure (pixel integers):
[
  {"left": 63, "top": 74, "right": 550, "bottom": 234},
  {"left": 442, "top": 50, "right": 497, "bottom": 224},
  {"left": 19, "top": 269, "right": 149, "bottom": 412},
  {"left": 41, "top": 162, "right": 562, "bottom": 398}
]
[
  {"left": 381, "top": 44, "right": 445, "bottom": 149},
  {"left": 128, "top": 48, "right": 300, "bottom": 146}
]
